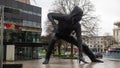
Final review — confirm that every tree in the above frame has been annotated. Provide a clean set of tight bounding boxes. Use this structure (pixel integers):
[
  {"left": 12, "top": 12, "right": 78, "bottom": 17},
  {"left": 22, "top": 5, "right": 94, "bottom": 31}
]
[
  {"left": 41, "top": 0, "right": 99, "bottom": 58},
  {"left": 50, "top": 0, "right": 99, "bottom": 57},
  {"left": 48, "top": 0, "right": 99, "bottom": 36},
  {"left": 103, "top": 36, "right": 115, "bottom": 51}
]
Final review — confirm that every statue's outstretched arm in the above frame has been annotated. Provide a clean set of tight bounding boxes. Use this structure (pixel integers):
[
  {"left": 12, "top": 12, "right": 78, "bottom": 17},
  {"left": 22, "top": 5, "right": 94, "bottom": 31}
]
[{"left": 47, "top": 13, "right": 68, "bottom": 28}]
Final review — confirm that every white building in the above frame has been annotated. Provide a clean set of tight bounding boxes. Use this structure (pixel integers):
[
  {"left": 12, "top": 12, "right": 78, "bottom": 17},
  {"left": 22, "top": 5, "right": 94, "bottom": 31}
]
[
  {"left": 82, "top": 36, "right": 114, "bottom": 52},
  {"left": 113, "top": 22, "right": 120, "bottom": 48}
]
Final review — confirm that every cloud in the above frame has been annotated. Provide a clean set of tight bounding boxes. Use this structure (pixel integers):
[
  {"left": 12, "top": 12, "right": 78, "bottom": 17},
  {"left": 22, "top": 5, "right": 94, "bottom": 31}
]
[{"left": 92, "top": 0, "right": 120, "bottom": 35}]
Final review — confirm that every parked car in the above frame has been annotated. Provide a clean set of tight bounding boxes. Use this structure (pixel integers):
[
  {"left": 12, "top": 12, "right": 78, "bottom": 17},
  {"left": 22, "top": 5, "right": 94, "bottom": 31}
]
[{"left": 93, "top": 52, "right": 103, "bottom": 58}]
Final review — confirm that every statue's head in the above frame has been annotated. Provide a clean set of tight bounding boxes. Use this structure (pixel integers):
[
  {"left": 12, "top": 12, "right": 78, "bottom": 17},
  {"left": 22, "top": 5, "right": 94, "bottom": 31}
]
[{"left": 70, "top": 6, "right": 83, "bottom": 22}]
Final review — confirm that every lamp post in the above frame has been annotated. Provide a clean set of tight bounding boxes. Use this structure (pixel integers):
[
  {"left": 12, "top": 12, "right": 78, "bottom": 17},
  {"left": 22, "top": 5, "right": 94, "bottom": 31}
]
[{"left": 0, "top": 6, "right": 4, "bottom": 68}]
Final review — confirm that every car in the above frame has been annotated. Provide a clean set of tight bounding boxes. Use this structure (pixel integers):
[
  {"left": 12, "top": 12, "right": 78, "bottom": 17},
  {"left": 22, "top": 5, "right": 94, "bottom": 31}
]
[{"left": 93, "top": 52, "right": 103, "bottom": 58}]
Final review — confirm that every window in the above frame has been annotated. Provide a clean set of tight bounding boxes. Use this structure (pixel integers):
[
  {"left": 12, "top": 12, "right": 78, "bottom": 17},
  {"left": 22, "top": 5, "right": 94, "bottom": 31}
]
[
  {"left": 4, "top": 29, "right": 41, "bottom": 43},
  {"left": 4, "top": 7, "right": 20, "bottom": 14},
  {"left": 4, "top": 17, "right": 23, "bottom": 25},
  {"left": 23, "top": 20, "right": 40, "bottom": 28}
]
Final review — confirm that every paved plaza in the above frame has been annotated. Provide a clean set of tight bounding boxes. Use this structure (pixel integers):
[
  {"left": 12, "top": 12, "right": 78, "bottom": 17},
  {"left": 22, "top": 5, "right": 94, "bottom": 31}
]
[{"left": 4, "top": 57, "right": 120, "bottom": 68}]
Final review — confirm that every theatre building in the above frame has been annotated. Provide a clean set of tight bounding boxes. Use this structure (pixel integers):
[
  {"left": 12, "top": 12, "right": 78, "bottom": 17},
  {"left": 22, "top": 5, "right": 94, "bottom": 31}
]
[{"left": 0, "top": 0, "right": 47, "bottom": 61}]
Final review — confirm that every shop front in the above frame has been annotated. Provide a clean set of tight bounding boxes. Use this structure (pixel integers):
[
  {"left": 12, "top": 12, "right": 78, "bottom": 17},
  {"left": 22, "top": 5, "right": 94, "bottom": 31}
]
[
  {"left": 3, "top": 26, "right": 45, "bottom": 61},
  {"left": 15, "top": 46, "right": 43, "bottom": 60}
]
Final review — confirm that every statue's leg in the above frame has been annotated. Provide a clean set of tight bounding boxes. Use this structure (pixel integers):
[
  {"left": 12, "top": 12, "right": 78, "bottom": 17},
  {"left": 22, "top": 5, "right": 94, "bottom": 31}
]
[
  {"left": 61, "top": 36, "right": 87, "bottom": 63},
  {"left": 43, "top": 36, "right": 58, "bottom": 64},
  {"left": 82, "top": 42, "right": 103, "bottom": 63}
]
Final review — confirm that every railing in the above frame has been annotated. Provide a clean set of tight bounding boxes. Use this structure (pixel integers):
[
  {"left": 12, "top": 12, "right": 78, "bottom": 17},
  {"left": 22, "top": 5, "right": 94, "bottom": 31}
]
[{"left": 104, "top": 50, "right": 120, "bottom": 58}]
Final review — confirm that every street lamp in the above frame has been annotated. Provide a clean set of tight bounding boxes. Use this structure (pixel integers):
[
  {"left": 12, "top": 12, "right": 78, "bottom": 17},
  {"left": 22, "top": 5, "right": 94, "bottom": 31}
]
[{"left": 0, "top": 5, "right": 4, "bottom": 68}]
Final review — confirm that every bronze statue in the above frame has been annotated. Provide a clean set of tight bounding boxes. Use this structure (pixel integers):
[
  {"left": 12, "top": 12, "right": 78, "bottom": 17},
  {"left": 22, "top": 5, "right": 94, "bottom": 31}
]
[{"left": 43, "top": 6, "right": 103, "bottom": 64}]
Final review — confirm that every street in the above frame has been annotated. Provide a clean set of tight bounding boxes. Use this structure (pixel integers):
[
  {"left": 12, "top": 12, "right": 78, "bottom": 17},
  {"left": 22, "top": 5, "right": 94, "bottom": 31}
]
[{"left": 4, "top": 56, "right": 120, "bottom": 68}]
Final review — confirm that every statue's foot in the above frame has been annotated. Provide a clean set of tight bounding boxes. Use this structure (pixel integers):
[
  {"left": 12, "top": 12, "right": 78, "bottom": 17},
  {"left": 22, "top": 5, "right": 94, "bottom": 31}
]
[
  {"left": 92, "top": 59, "right": 103, "bottom": 63},
  {"left": 79, "top": 57, "right": 88, "bottom": 63},
  {"left": 43, "top": 59, "right": 49, "bottom": 64}
]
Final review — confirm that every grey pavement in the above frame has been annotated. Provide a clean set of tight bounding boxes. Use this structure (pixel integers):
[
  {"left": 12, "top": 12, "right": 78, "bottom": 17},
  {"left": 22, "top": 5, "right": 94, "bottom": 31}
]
[{"left": 3, "top": 56, "right": 120, "bottom": 68}]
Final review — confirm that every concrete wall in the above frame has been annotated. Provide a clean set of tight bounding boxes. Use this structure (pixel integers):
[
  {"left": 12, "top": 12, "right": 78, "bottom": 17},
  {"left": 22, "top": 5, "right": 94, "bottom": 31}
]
[{"left": 16, "top": 0, "right": 30, "bottom": 4}]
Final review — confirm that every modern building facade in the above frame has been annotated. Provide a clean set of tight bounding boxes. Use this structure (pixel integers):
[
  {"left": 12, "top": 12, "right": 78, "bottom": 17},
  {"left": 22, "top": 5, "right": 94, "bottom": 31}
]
[{"left": 0, "top": 0, "right": 46, "bottom": 61}]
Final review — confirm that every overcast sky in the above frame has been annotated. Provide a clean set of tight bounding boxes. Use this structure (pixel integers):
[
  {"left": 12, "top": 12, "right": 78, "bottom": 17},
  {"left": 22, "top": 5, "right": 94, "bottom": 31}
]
[{"left": 30, "top": 0, "right": 120, "bottom": 36}]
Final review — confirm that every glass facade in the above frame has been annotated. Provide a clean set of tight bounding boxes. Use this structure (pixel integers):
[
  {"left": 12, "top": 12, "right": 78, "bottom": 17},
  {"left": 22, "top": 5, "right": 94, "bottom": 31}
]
[
  {"left": 3, "top": 6, "right": 41, "bottom": 43},
  {"left": 15, "top": 47, "right": 43, "bottom": 60},
  {"left": 0, "top": 0, "right": 44, "bottom": 61},
  {"left": 4, "top": 29, "right": 41, "bottom": 43},
  {"left": 4, "top": 6, "right": 41, "bottom": 28}
]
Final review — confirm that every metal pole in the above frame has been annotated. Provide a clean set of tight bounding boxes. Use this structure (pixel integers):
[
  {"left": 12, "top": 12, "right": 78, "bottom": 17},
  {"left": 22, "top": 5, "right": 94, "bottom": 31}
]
[{"left": 0, "top": 6, "right": 4, "bottom": 68}]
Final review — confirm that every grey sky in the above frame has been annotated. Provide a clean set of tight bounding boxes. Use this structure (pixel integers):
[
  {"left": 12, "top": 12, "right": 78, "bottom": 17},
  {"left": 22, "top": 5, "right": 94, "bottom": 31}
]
[
  {"left": 30, "top": 0, "right": 120, "bottom": 36},
  {"left": 91, "top": 0, "right": 120, "bottom": 36},
  {"left": 30, "top": 0, "right": 54, "bottom": 36}
]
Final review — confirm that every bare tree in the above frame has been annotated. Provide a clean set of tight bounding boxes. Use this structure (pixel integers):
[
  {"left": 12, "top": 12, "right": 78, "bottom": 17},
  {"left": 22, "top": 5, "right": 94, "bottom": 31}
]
[
  {"left": 32, "top": 0, "right": 99, "bottom": 36},
  {"left": 47, "top": 0, "right": 99, "bottom": 36},
  {"left": 43, "top": 0, "right": 100, "bottom": 57}
]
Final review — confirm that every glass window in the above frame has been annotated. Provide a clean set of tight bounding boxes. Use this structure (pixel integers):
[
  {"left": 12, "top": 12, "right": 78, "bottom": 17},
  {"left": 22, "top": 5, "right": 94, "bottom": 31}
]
[
  {"left": 4, "top": 29, "right": 41, "bottom": 43},
  {"left": 4, "top": 17, "right": 23, "bottom": 25},
  {"left": 4, "top": 7, "right": 20, "bottom": 14}
]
